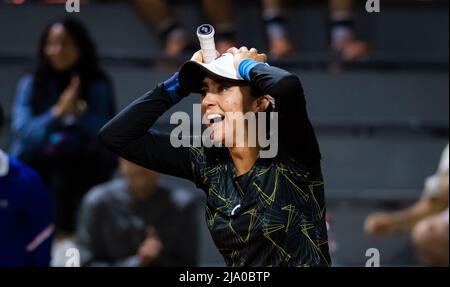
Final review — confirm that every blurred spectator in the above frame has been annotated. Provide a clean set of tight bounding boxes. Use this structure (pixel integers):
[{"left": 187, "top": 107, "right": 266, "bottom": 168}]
[
  {"left": 76, "top": 158, "right": 198, "bottom": 267},
  {"left": 329, "top": 0, "right": 370, "bottom": 61},
  {"left": 365, "top": 144, "right": 449, "bottom": 266},
  {"left": 131, "top": 0, "right": 237, "bottom": 56},
  {"left": 0, "top": 101, "right": 53, "bottom": 267},
  {"left": 130, "top": 0, "right": 368, "bottom": 60},
  {"left": 129, "top": 0, "right": 294, "bottom": 58},
  {"left": 9, "top": 18, "right": 117, "bottom": 246},
  {"left": 263, "top": 0, "right": 370, "bottom": 60},
  {"left": 11, "top": 0, "right": 370, "bottom": 61},
  {"left": 262, "top": 0, "right": 294, "bottom": 58},
  {"left": 128, "top": 0, "right": 292, "bottom": 57}
]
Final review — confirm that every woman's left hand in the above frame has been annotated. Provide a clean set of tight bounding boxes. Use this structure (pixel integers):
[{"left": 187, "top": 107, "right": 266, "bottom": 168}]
[{"left": 227, "top": 46, "right": 268, "bottom": 71}]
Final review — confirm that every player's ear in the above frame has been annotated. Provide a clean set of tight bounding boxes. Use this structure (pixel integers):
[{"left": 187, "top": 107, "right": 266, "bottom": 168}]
[{"left": 256, "top": 96, "right": 271, "bottom": 112}]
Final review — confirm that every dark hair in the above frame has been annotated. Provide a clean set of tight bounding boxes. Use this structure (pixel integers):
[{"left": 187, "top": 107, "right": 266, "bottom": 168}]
[{"left": 31, "top": 17, "right": 105, "bottom": 112}]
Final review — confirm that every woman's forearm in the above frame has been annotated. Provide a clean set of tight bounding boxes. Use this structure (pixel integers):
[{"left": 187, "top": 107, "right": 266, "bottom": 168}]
[
  {"left": 98, "top": 73, "right": 195, "bottom": 181},
  {"left": 98, "top": 83, "right": 176, "bottom": 155}
]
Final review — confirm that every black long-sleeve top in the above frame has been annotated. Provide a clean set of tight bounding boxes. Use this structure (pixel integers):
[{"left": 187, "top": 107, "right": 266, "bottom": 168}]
[{"left": 99, "top": 63, "right": 331, "bottom": 267}]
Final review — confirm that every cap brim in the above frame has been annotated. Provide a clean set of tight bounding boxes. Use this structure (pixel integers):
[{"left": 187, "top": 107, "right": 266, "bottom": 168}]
[{"left": 178, "top": 61, "right": 246, "bottom": 94}]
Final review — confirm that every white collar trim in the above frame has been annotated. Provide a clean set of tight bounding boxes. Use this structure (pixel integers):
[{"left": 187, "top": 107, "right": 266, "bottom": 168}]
[{"left": 0, "top": 149, "right": 9, "bottom": 177}]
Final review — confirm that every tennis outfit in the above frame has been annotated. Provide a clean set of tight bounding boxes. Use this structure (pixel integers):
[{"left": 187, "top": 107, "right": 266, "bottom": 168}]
[{"left": 99, "top": 56, "right": 331, "bottom": 266}]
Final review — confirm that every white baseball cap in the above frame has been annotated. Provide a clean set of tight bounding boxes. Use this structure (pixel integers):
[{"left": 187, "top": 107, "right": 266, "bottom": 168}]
[{"left": 178, "top": 53, "right": 247, "bottom": 94}]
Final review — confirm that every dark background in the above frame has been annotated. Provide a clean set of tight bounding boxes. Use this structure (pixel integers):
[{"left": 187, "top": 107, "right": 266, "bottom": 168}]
[{"left": 0, "top": 0, "right": 448, "bottom": 266}]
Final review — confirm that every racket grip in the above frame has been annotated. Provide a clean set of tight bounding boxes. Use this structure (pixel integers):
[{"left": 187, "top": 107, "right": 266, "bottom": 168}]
[{"left": 197, "top": 24, "right": 216, "bottom": 64}]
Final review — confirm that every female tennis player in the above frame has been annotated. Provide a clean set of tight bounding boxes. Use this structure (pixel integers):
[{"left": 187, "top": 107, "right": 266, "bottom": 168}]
[{"left": 99, "top": 46, "right": 331, "bottom": 267}]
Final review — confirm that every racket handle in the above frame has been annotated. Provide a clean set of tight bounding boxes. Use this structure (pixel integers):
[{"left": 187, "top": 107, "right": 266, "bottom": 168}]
[{"left": 197, "top": 24, "right": 216, "bottom": 64}]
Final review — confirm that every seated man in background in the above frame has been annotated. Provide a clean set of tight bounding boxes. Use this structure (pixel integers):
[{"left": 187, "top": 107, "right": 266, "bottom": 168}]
[
  {"left": 76, "top": 158, "right": 199, "bottom": 267},
  {"left": 0, "top": 102, "right": 53, "bottom": 267},
  {"left": 365, "top": 144, "right": 449, "bottom": 266}
]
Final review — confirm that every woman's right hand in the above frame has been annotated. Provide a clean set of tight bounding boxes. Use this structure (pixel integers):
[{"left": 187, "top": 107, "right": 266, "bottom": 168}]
[
  {"left": 190, "top": 50, "right": 221, "bottom": 64},
  {"left": 52, "top": 75, "right": 80, "bottom": 118}
]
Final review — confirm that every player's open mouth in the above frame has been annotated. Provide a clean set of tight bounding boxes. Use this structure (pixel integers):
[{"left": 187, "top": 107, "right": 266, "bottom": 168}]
[{"left": 206, "top": 113, "right": 225, "bottom": 125}]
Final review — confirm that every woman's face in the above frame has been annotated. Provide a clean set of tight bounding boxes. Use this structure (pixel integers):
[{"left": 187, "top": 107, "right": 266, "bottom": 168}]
[
  {"left": 44, "top": 23, "right": 80, "bottom": 72},
  {"left": 201, "top": 76, "right": 260, "bottom": 145}
]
